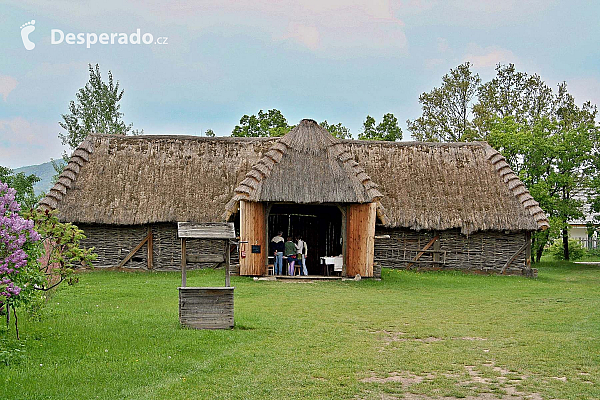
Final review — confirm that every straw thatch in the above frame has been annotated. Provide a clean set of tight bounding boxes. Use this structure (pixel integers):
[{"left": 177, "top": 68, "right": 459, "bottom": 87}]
[
  {"left": 345, "top": 139, "right": 548, "bottom": 234},
  {"left": 40, "top": 119, "right": 549, "bottom": 234},
  {"left": 225, "top": 119, "right": 382, "bottom": 213}
]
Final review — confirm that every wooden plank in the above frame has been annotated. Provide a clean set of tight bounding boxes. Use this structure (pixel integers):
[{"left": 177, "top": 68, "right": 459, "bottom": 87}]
[
  {"left": 117, "top": 232, "right": 150, "bottom": 269},
  {"left": 239, "top": 200, "right": 266, "bottom": 276},
  {"left": 147, "top": 225, "right": 153, "bottom": 270},
  {"left": 225, "top": 241, "right": 231, "bottom": 287},
  {"left": 181, "top": 238, "right": 187, "bottom": 287},
  {"left": 501, "top": 240, "right": 528, "bottom": 274},
  {"left": 346, "top": 202, "right": 376, "bottom": 277},
  {"left": 177, "top": 222, "right": 236, "bottom": 239},
  {"left": 336, "top": 204, "right": 347, "bottom": 277},
  {"left": 406, "top": 235, "right": 439, "bottom": 268},
  {"left": 525, "top": 231, "right": 532, "bottom": 269},
  {"left": 432, "top": 231, "right": 440, "bottom": 264},
  {"left": 178, "top": 287, "right": 234, "bottom": 329},
  {"left": 186, "top": 254, "right": 225, "bottom": 263}
]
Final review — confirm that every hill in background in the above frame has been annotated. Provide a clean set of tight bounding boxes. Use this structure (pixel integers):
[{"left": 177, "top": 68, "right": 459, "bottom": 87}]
[{"left": 14, "top": 160, "right": 64, "bottom": 196}]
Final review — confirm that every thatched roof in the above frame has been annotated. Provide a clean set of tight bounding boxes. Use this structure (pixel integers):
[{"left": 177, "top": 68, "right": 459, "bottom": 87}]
[
  {"left": 225, "top": 119, "right": 382, "bottom": 212},
  {"left": 41, "top": 119, "right": 549, "bottom": 234}
]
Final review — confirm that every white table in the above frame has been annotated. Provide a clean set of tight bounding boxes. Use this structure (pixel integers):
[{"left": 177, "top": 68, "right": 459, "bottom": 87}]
[{"left": 320, "top": 256, "right": 343, "bottom": 275}]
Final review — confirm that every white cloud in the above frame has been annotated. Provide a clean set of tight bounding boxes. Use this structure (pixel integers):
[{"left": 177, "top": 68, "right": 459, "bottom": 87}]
[
  {"left": 0, "top": 74, "right": 18, "bottom": 101},
  {"left": 0, "top": 118, "right": 65, "bottom": 169},
  {"left": 463, "top": 44, "right": 518, "bottom": 68}
]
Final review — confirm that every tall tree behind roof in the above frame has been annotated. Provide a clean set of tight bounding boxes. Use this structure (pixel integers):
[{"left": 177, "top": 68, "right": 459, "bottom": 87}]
[
  {"left": 407, "top": 62, "right": 481, "bottom": 142},
  {"left": 231, "top": 109, "right": 292, "bottom": 137},
  {"left": 359, "top": 113, "right": 402, "bottom": 141},
  {"left": 319, "top": 120, "right": 352, "bottom": 139},
  {"left": 58, "top": 63, "right": 141, "bottom": 152}
]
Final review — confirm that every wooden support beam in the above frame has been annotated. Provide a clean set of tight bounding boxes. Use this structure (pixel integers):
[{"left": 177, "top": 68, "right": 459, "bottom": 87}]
[
  {"left": 406, "top": 235, "right": 439, "bottom": 269},
  {"left": 501, "top": 240, "right": 529, "bottom": 274},
  {"left": 225, "top": 241, "right": 231, "bottom": 287},
  {"left": 432, "top": 231, "right": 440, "bottom": 263},
  {"left": 186, "top": 254, "right": 225, "bottom": 263},
  {"left": 147, "top": 226, "right": 153, "bottom": 270},
  {"left": 117, "top": 232, "right": 150, "bottom": 269},
  {"left": 525, "top": 231, "right": 532, "bottom": 269},
  {"left": 336, "top": 204, "right": 347, "bottom": 277},
  {"left": 181, "top": 238, "right": 187, "bottom": 287}
]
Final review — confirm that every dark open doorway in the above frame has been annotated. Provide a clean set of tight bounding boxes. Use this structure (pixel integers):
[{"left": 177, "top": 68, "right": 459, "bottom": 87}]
[{"left": 268, "top": 203, "right": 342, "bottom": 275}]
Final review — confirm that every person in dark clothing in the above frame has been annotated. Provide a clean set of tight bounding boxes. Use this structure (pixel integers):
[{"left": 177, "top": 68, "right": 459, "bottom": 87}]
[
  {"left": 271, "top": 231, "right": 285, "bottom": 275},
  {"left": 284, "top": 237, "right": 297, "bottom": 276}
]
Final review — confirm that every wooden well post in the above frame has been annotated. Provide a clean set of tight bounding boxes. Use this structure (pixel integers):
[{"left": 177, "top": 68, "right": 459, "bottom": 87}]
[{"left": 177, "top": 222, "right": 236, "bottom": 329}]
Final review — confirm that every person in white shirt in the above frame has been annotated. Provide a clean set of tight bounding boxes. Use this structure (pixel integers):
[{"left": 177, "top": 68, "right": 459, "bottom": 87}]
[{"left": 296, "top": 236, "right": 308, "bottom": 276}]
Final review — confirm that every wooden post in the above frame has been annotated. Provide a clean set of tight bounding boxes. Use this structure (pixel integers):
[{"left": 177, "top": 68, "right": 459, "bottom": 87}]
[
  {"left": 225, "top": 240, "right": 231, "bottom": 287},
  {"left": 525, "top": 231, "right": 532, "bottom": 268},
  {"left": 181, "top": 238, "right": 187, "bottom": 287},
  {"left": 265, "top": 203, "right": 272, "bottom": 275},
  {"left": 433, "top": 231, "right": 440, "bottom": 264},
  {"left": 336, "top": 204, "right": 347, "bottom": 277},
  {"left": 147, "top": 225, "right": 153, "bottom": 270}
]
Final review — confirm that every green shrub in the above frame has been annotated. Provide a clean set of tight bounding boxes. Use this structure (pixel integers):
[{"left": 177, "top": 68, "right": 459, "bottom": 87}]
[
  {"left": 548, "top": 239, "right": 586, "bottom": 260},
  {"left": 586, "top": 247, "right": 600, "bottom": 258}
]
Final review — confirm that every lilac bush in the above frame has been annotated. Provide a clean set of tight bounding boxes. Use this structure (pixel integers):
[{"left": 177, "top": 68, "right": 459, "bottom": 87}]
[{"left": 0, "top": 180, "right": 41, "bottom": 337}]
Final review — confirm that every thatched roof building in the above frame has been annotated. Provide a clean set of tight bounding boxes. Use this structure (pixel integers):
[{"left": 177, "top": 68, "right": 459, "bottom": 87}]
[
  {"left": 41, "top": 119, "right": 548, "bottom": 277},
  {"left": 41, "top": 120, "right": 547, "bottom": 234}
]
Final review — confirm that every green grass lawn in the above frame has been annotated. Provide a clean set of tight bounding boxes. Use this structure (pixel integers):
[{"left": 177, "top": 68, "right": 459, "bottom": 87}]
[{"left": 1, "top": 262, "right": 599, "bottom": 400}]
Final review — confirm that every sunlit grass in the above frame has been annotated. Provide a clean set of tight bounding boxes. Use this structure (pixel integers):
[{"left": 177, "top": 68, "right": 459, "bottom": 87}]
[{"left": 1, "top": 261, "right": 599, "bottom": 399}]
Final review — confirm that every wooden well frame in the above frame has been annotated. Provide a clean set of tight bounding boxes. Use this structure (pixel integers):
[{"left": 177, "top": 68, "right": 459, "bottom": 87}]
[{"left": 177, "top": 222, "right": 236, "bottom": 330}]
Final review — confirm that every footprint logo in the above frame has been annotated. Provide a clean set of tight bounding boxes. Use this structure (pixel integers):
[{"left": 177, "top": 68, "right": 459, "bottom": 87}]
[{"left": 20, "top": 20, "right": 36, "bottom": 50}]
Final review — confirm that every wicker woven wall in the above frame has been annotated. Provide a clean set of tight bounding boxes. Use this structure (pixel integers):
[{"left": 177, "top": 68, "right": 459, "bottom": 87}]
[
  {"left": 80, "top": 223, "right": 238, "bottom": 271},
  {"left": 374, "top": 227, "right": 532, "bottom": 276}
]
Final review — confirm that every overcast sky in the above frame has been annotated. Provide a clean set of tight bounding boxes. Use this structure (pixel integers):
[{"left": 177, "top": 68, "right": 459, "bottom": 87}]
[{"left": 1, "top": 0, "right": 599, "bottom": 168}]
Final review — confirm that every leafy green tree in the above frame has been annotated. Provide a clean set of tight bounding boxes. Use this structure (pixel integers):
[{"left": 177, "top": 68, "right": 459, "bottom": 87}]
[
  {"left": 473, "top": 64, "right": 555, "bottom": 136},
  {"left": 319, "top": 120, "right": 352, "bottom": 139},
  {"left": 204, "top": 129, "right": 215, "bottom": 137},
  {"left": 407, "top": 62, "right": 481, "bottom": 142},
  {"left": 358, "top": 113, "right": 402, "bottom": 141},
  {"left": 231, "top": 109, "right": 291, "bottom": 137},
  {"left": 59, "top": 64, "right": 141, "bottom": 151},
  {"left": 488, "top": 87, "right": 598, "bottom": 261},
  {"left": 0, "top": 167, "right": 41, "bottom": 210},
  {"left": 410, "top": 62, "right": 600, "bottom": 261},
  {"left": 23, "top": 208, "right": 97, "bottom": 291}
]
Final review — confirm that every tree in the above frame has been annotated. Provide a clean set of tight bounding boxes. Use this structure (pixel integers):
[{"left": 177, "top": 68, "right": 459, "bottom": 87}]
[
  {"left": 0, "top": 167, "right": 41, "bottom": 210},
  {"left": 319, "top": 120, "right": 352, "bottom": 139},
  {"left": 410, "top": 63, "right": 600, "bottom": 261},
  {"left": 23, "top": 208, "right": 96, "bottom": 291},
  {"left": 59, "top": 64, "right": 141, "bottom": 152},
  {"left": 358, "top": 113, "right": 402, "bottom": 141},
  {"left": 487, "top": 86, "right": 598, "bottom": 261},
  {"left": 473, "top": 63, "right": 555, "bottom": 137},
  {"left": 407, "top": 62, "right": 481, "bottom": 142},
  {"left": 0, "top": 180, "right": 42, "bottom": 339},
  {"left": 204, "top": 129, "right": 215, "bottom": 137},
  {"left": 231, "top": 109, "right": 291, "bottom": 137}
]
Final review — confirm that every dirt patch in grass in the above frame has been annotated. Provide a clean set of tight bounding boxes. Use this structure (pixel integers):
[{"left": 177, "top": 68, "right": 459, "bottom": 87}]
[{"left": 359, "top": 361, "right": 543, "bottom": 400}]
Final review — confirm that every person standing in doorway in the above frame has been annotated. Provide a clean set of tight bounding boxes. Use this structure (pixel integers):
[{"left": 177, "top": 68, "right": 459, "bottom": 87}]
[
  {"left": 271, "top": 231, "right": 285, "bottom": 275},
  {"left": 296, "top": 236, "right": 308, "bottom": 276},
  {"left": 285, "top": 237, "right": 297, "bottom": 276}
]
